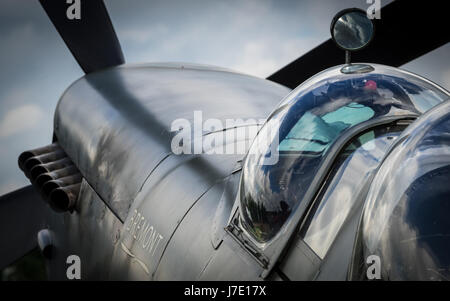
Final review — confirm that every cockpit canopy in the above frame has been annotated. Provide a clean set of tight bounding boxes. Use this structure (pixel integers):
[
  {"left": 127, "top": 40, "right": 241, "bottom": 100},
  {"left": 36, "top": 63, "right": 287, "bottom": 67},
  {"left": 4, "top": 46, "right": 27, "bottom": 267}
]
[
  {"left": 239, "top": 64, "right": 449, "bottom": 243},
  {"left": 350, "top": 100, "right": 450, "bottom": 280}
]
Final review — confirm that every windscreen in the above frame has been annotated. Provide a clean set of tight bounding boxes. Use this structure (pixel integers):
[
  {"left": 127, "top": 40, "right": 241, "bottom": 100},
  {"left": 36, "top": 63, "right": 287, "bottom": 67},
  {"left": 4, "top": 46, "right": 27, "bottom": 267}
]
[{"left": 240, "top": 65, "right": 449, "bottom": 243}]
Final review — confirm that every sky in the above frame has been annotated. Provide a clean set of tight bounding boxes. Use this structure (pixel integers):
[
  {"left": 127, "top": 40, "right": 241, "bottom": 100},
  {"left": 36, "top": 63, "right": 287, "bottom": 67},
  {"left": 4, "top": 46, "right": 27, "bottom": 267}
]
[{"left": 0, "top": 0, "right": 449, "bottom": 195}]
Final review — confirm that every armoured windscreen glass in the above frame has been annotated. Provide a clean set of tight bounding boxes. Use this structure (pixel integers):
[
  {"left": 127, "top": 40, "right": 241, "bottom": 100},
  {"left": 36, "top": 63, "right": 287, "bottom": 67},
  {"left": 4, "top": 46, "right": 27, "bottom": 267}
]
[{"left": 239, "top": 64, "right": 449, "bottom": 243}]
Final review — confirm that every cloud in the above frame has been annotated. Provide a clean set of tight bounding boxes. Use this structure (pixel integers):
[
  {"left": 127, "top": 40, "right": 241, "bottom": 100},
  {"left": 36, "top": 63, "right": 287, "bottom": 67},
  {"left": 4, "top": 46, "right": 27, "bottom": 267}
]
[
  {"left": 230, "top": 36, "right": 324, "bottom": 78},
  {"left": 0, "top": 23, "right": 36, "bottom": 72},
  {"left": 118, "top": 23, "right": 169, "bottom": 44},
  {"left": 0, "top": 104, "right": 45, "bottom": 138},
  {"left": 0, "top": 180, "right": 24, "bottom": 196},
  {"left": 443, "top": 68, "right": 450, "bottom": 89},
  {"left": 109, "top": 0, "right": 333, "bottom": 78},
  {"left": 402, "top": 43, "right": 450, "bottom": 90},
  {"left": 231, "top": 41, "right": 279, "bottom": 77}
]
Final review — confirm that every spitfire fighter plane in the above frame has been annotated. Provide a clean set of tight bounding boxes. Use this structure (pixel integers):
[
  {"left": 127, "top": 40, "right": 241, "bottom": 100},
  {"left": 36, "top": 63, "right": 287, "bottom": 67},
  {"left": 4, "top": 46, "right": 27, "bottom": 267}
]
[{"left": 1, "top": 0, "right": 449, "bottom": 280}]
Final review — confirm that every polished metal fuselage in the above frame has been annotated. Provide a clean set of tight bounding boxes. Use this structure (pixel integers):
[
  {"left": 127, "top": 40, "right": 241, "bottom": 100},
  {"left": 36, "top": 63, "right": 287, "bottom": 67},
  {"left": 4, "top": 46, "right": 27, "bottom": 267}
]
[{"left": 46, "top": 63, "right": 291, "bottom": 280}]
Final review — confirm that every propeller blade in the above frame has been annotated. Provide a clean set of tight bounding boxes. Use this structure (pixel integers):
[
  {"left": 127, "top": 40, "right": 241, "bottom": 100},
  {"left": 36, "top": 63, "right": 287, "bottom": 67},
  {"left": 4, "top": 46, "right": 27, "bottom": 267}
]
[
  {"left": 0, "top": 186, "right": 48, "bottom": 270},
  {"left": 267, "top": 0, "right": 449, "bottom": 89},
  {"left": 39, "top": 0, "right": 125, "bottom": 74}
]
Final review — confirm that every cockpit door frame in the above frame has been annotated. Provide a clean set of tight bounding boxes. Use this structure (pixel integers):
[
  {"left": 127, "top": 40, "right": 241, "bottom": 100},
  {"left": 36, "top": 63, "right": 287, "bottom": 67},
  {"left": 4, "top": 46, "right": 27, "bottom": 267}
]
[{"left": 227, "top": 114, "right": 419, "bottom": 278}]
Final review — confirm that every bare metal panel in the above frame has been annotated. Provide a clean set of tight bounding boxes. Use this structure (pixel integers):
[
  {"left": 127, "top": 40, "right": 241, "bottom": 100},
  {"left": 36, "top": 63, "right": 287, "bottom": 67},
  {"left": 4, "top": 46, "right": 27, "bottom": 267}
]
[
  {"left": 46, "top": 179, "right": 122, "bottom": 280},
  {"left": 54, "top": 63, "right": 290, "bottom": 221},
  {"left": 153, "top": 178, "right": 229, "bottom": 280},
  {"left": 111, "top": 152, "right": 241, "bottom": 279},
  {"left": 198, "top": 234, "right": 264, "bottom": 281}
]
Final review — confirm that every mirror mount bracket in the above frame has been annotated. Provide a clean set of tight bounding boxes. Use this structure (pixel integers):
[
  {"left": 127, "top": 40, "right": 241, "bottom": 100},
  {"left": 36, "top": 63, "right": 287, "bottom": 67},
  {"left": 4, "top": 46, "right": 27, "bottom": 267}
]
[
  {"left": 345, "top": 50, "right": 351, "bottom": 65},
  {"left": 340, "top": 63, "right": 374, "bottom": 74}
]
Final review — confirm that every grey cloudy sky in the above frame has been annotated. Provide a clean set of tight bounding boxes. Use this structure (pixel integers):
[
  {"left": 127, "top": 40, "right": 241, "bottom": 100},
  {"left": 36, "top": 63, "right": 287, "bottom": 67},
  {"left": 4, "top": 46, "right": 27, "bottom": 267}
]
[{"left": 0, "top": 0, "right": 449, "bottom": 195}]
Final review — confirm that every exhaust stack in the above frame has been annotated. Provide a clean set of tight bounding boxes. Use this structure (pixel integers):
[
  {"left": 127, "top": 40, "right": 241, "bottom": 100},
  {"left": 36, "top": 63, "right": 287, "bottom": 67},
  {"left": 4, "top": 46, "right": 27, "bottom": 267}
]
[
  {"left": 30, "top": 158, "right": 74, "bottom": 182},
  {"left": 23, "top": 150, "right": 66, "bottom": 178},
  {"left": 35, "top": 165, "right": 79, "bottom": 188},
  {"left": 18, "top": 143, "right": 60, "bottom": 171},
  {"left": 49, "top": 184, "right": 81, "bottom": 213},
  {"left": 41, "top": 174, "right": 82, "bottom": 200},
  {"left": 18, "top": 142, "right": 83, "bottom": 213}
]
